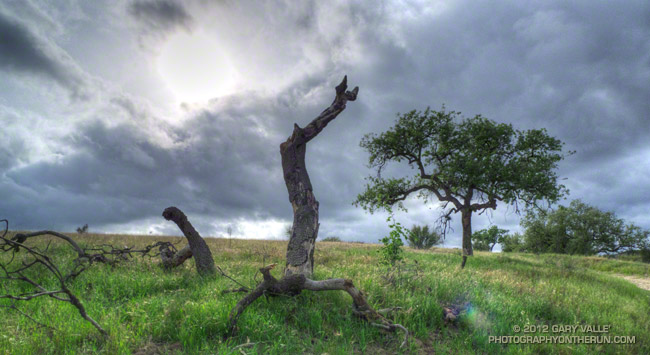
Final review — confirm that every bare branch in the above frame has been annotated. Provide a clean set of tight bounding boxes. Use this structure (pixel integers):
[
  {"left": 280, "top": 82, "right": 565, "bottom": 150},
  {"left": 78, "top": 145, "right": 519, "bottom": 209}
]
[
  {"left": 300, "top": 75, "right": 359, "bottom": 144},
  {"left": 0, "top": 220, "right": 107, "bottom": 335}
]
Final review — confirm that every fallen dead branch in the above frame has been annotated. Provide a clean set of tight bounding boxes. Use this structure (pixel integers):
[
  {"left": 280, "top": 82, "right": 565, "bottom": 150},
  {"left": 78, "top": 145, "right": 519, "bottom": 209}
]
[
  {"left": 0, "top": 217, "right": 206, "bottom": 335},
  {"left": 0, "top": 219, "right": 107, "bottom": 335},
  {"left": 162, "top": 206, "right": 216, "bottom": 276}
]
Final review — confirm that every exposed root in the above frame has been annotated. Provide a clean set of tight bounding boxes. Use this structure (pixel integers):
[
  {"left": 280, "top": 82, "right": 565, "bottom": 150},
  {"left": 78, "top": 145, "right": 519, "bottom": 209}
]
[{"left": 227, "top": 264, "right": 408, "bottom": 348}]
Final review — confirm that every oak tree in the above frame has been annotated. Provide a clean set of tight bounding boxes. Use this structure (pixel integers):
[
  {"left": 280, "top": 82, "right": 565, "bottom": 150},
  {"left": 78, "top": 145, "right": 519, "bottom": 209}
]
[
  {"left": 521, "top": 200, "right": 650, "bottom": 255},
  {"left": 355, "top": 107, "right": 570, "bottom": 267},
  {"left": 472, "top": 225, "right": 509, "bottom": 252}
]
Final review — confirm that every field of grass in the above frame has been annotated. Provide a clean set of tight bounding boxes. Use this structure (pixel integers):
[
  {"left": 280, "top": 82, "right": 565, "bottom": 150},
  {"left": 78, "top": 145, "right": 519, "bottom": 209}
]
[{"left": 1, "top": 232, "right": 649, "bottom": 354}]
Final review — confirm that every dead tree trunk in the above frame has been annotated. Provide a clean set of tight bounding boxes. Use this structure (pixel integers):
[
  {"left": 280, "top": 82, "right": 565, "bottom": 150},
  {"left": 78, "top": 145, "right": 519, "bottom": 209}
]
[
  {"left": 229, "top": 77, "right": 408, "bottom": 347},
  {"left": 281, "top": 75, "right": 358, "bottom": 277},
  {"left": 162, "top": 206, "right": 216, "bottom": 276}
]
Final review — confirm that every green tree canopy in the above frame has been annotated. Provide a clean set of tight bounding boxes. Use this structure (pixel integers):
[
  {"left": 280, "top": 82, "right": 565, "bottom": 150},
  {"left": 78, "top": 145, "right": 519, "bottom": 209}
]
[
  {"left": 472, "top": 225, "right": 509, "bottom": 252},
  {"left": 500, "top": 232, "right": 526, "bottom": 253},
  {"left": 354, "top": 107, "right": 570, "bottom": 267},
  {"left": 521, "top": 200, "right": 650, "bottom": 255}
]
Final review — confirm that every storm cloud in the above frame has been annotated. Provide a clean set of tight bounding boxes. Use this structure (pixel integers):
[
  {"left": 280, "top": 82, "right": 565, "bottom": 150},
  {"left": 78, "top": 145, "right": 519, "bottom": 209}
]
[
  {"left": 128, "top": 0, "right": 193, "bottom": 34},
  {"left": 0, "top": 9, "right": 88, "bottom": 96},
  {"left": 1, "top": 0, "right": 649, "bottom": 246}
]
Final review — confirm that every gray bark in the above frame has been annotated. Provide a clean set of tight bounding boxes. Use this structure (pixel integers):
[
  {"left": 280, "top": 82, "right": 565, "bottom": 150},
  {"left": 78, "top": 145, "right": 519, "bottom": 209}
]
[
  {"left": 162, "top": 206, "right": 216, "bottom": 276},
  {"left": 227, "top": 264, "right": 406, "bottom": 347},
  {"left": 280, "top": 76, "right": 358, "bottom": 277},
  {"left": 461, "top": 208, "right": 473, "bottom": 268},
  {"left": 159, "top": 244, "right": 193, "bottom": 269}
]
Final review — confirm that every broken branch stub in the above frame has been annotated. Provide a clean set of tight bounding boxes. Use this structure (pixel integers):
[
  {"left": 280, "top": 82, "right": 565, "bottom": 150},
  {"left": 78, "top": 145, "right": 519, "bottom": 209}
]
[
  {"left": 162, "top": 207, "right": 216, "bottom": 276},
  {"left": 159, "top": 244, "right": 193, "bottom": 269}
]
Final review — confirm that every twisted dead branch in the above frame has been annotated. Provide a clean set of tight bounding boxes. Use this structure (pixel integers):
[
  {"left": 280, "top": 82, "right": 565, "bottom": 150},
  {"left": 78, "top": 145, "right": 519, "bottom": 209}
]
[
  {"left": 162, "top": 206, "right": 216, "bottom": 276},
  {"left": 227, "top": 264, "right": 409, "bottom": 348},
  {"left": 0, "top": 219, "right": 107, "bottom": 335},
  {"left": 0, "top": 219, "right": 195, "bottom": 335}
]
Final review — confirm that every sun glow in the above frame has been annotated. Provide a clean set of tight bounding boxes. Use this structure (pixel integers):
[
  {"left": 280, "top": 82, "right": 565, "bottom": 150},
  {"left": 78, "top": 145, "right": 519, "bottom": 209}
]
[{"left": 157, "top": 31, "right": 238, "bottom": 103}]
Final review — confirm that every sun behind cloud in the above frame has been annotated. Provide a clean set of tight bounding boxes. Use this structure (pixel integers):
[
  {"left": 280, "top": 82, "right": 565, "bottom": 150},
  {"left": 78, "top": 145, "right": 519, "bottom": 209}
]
[{"left": 156, "top": 30, "right": 238, "bottom": 103}]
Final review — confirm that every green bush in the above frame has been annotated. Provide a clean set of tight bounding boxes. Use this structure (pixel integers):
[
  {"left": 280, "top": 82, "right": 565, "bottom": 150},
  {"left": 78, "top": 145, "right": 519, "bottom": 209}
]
[
  {"left": 321, "top": 236, "right": 341, "bottom": 242},
  {"left": 521, "top": 200, "right": 649, "bottom": 256},
  {"left": 500, "top": 233, "right": 526, "bottom": 252},
  {"left": 378, "top": 214, "right": 406, "bottom": 266},
  {"left": 406, "top": 225, "right": 442, "bottom": 249},
  {"left": 472, "top": 225, "right": 508, "bottom": 252}
]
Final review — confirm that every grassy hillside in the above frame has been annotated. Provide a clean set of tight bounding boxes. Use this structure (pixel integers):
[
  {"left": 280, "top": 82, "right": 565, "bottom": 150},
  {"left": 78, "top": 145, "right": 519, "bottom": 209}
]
[{"left": 1, "top": 232, "right": 649, "bottom": 354}]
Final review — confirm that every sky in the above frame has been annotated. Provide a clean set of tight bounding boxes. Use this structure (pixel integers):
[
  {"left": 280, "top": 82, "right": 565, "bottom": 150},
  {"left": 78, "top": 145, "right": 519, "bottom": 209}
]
[{"left": 1, "top": 0, "right": 649, "bottom": 250}]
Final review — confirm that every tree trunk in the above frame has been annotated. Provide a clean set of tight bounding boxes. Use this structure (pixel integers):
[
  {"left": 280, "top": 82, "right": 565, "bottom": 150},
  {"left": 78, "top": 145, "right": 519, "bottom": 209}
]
[
  {"left": 228, "top": 78, "right": 408, "bottom": 345},
  {"left": 162, "top": 206, "right": 216, "bottom": 276},
  {"left": 281, "top": 133, "right": 320, "bottom": 277},
  {"left": 280, "top": 76, "right": 358, "bottom": 277},
  {"left": 461, "top": 208, "right": 473, "bottom": 268}
]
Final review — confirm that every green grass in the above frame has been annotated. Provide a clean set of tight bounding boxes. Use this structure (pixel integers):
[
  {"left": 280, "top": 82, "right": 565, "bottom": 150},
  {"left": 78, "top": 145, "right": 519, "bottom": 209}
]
[{"left": 1, "top": 232, "right": 649, "bottom": 354}]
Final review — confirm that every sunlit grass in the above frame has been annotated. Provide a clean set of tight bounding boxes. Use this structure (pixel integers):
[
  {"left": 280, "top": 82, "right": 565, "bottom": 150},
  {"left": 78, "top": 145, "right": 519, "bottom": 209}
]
[{"left": 1, "top": 232, "right": 648, "bottom": 354}]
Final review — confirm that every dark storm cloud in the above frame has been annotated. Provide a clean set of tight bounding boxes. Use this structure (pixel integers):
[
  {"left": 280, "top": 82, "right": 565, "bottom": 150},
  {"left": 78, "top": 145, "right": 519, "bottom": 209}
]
[
  {"left": 0, "top": 134, "right": 27, "bottom": 173},
  {"left": 2, "top": 0, "right": 650, "bottom": 242},
  {"left": 350, "top": 1, "right": 650, "bottom": 159},
  {"left": 128, "top": 0, "right": 193, "bottom": 34},
  {"left": 299, "top": 0, "right": 650, "bottom": 241},
  {"left": 1, "top": 89, "right": 314, "bottom": 231},
  {"left": 0, "top": 11, "right": 87, "bottom": 95}
]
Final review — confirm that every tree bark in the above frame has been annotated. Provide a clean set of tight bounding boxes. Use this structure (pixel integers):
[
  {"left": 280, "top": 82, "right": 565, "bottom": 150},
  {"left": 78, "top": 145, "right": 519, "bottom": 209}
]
[
  {"left": 159, "top": 244, "right": 193, "bottom": 269},
  {"left": 162, "top": 206, "right": 216, "bottom": 276},
  {"left": 461, "top": 208, "right": 473, "bottom": 268},
  {"left": 280, "top": 76, "right": 358, "bottom": 277},
  {"left": 228, "top": 77, "right": 407, "bottom": 346},
  {"left": 227, "top": 264, "right": 408, "bottom": 347}
]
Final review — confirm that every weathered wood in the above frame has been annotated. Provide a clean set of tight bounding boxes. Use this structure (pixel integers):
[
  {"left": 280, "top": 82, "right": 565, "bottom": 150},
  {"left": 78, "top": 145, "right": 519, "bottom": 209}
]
[
  {"left": 162, "top": 207, "right": 216, "bottom": 276},
  {"left": 228, "top": 77, "right": 406, "bottom": 347},
  {"left": 227, "top": 264, "right": 407, "bottom": 347},
  {"left": 159, "top": 244, "right": 193, "bottom": 269},
  {"left": 281, "top": 76, "right": 358, "bottom": 277}
]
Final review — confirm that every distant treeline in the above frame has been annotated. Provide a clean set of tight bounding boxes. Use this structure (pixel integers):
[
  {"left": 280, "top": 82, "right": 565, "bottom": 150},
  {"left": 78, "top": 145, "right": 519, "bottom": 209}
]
[{"left": 495, "top": 200, "right": 650, "bottom": 263}]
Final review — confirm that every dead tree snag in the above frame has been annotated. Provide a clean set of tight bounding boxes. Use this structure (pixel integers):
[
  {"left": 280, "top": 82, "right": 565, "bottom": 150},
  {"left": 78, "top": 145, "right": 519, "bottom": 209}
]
[
  {"left": 162, "top": 206, "right": 216, "bottom": 276},
  {"left": 281, "top": 75, "right": 358, "bottom": 277},
  {"left": 230, "top": 77, "right": 408, "bottom": 347}
]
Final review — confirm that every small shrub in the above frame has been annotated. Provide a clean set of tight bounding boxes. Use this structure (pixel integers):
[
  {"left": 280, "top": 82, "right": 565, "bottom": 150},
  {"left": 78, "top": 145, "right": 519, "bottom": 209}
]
[
  {"left": 378, "top": 213, "right": 406, "bottom": 266},
  {"left": 640, "top": 248, "right": 650, "bottom": 263},
  {"left": 321, "top": 236, "right": 341, "bottom": 242},
  {"left": 407, "top": 224, "right": 442, "bottom": 249},
  {"left": 76, "top": 224, "right": 88, "bottom": 234}
]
